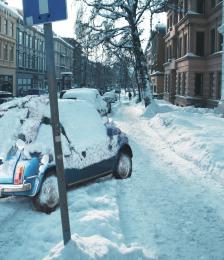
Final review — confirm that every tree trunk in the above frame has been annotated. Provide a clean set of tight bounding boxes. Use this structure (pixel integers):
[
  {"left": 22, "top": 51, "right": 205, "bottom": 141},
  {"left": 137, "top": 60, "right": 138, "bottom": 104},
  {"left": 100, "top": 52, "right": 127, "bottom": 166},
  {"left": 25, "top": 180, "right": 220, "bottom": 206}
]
[{"left": 131, "top": 24, "right": 152, "bottom": 106}]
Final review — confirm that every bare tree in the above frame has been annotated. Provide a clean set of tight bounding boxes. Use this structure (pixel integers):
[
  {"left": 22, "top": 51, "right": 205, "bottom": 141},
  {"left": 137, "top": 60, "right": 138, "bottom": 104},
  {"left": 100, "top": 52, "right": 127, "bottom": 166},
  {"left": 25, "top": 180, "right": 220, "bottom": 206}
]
[{"left": 80, "top": 0, "right": 167, "bottom": 106}]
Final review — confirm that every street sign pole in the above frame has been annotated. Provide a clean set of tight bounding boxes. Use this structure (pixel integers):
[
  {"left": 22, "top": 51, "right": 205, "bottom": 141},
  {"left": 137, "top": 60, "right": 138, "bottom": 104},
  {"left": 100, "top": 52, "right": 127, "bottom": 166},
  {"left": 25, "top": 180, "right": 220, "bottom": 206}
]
[{"left": 44, "top": 23, "right": 71, "bottom": 245}]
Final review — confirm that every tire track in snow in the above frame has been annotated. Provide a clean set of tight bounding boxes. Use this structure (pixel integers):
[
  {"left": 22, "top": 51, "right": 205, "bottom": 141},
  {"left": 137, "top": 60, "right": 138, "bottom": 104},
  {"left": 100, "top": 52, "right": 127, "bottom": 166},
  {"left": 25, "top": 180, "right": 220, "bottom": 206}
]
[{"left": 112, "top": 103, "right": 224, "bottom": 260}]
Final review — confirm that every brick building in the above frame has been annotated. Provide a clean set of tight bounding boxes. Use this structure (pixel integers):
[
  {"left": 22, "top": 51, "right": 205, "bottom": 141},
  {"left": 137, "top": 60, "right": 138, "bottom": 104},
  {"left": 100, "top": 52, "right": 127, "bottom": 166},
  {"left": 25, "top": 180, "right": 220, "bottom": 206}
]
[
  {"left": 146, "top": 23, "right": 166, "bottom": 98},
  {"left": 164, "top": 0, "right": 223, "bottom": 107}
]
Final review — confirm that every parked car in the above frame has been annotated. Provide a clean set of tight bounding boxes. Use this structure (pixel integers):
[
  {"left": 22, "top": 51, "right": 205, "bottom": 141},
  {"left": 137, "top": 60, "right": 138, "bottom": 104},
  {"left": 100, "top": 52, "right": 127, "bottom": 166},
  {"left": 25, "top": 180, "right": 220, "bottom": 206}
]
[
  {"left": 103, "top": 90, "right": 118, "bottom": 113},
  {"left": 61, "top": 88, "right": 108, "bottom": 116},
  {"left": 0, "top": 97, "right": 132, "bottom": 213},
  {"left": 0, "top": 91, "right": 13, "bottom": 104}
]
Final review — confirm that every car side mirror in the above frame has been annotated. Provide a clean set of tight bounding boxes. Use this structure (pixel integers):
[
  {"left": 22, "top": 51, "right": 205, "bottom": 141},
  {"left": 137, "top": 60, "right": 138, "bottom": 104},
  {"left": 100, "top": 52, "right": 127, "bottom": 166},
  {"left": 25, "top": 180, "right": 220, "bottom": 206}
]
[{"left": 16, "top": 139, "right": 25, "bottom": 151}]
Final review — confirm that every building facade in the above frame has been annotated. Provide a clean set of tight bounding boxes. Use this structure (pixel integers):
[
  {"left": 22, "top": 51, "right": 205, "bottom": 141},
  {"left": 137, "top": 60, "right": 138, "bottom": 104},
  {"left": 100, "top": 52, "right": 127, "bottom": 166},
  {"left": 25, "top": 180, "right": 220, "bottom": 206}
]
[
  {"left": 0, "top": 1, "right": 17, "bottom": 96},
  {"left": 164, "top": 0, "right": 223, "bottom": 107},
  {"left": 146, "top": 24, "right": 166, "bottom": 98},
  {"left": 218, "top": 1, "right": 224, "bottom": 103},
  {"left": 63, "top": 37, "right": 82, "bottom": 88},
  {"left": 16, "top": 12, "right": 46, "bottom": 96},
  {"left": 54, "top": 36, "right": 73, "bottom": 91}
]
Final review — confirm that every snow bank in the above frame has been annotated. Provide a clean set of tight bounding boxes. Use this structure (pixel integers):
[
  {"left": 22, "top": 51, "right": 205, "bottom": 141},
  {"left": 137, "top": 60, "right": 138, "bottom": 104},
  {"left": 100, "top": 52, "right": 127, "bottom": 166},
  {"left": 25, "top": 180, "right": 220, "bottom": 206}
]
[
  {"left": 143, "top": 100, "right": 175, "bottom": 118},
  {"left": 44, "top": 234, "right": 152, "bottom": 260},
  {"left": 145, "top": 101, "right": 224, "bottom": 182}
]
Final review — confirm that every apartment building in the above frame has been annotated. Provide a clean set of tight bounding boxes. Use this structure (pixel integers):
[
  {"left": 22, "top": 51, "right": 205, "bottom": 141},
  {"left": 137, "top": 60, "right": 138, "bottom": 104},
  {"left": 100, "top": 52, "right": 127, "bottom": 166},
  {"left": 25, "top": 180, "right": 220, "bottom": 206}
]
[
  {"left": 16, "top": 11, "right": 46, "bottom": 96},
  {"left": 218, "top": 1, "right": 224, "bottom": 101},
  {"left": 54, "top": 36, "right": 73, "bottom": 91},
  {"left": 63, "top": 37, "right": 82, "bottom": 88},
  {"left": 164, "top": 0, "right": 223, "bottom": 107},
  {"left": 146, "top": 23, "right": 166, "bottom": 98},
  {"left": 0, "top": 1, "right": 17, "bottom": 96}
]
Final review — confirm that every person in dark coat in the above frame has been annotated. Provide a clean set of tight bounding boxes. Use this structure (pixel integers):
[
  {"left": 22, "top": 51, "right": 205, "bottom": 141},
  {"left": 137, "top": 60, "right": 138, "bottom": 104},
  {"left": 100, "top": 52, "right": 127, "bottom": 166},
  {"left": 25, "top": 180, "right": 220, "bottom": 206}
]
[{"left": 128, "top": 92, "right": 132, "bottom": 100}]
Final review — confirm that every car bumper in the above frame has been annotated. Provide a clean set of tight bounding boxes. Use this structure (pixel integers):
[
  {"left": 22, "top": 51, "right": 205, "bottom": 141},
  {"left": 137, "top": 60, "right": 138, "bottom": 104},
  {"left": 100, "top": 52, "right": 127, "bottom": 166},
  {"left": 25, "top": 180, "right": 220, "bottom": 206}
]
[{"left": 0, "top": 183, "right": 32, "bottom": 196}]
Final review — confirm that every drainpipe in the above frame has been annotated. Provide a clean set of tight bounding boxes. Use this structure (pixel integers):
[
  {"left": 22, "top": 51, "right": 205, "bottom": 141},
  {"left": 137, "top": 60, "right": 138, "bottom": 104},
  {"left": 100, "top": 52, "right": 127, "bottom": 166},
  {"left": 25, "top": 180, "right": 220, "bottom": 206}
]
[{"left": 217, "top": 1, "right": 224, "bottom": 114}]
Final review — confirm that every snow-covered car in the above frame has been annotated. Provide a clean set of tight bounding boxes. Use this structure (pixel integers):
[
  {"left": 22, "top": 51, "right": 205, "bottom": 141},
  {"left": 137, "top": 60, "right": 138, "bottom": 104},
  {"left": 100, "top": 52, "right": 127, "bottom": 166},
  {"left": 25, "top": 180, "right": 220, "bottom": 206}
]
[
  {"left": 0, "top": 96, "right": 132, "bottom": 213},
  {"left": 103, "top": 90, "right": 118, "bottom": 103},
  {"left": 103, "top": 91, "right": 118, "bottom": 113},
  {"left": 61, "top": 88, "right": 108, "bottom": 116}
]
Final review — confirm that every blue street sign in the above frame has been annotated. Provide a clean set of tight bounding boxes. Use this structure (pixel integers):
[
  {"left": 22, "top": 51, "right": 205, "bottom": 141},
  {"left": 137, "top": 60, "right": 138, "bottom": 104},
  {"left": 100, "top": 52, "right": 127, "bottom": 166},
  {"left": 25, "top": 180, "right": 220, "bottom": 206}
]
[{"left": 22, "top": 0, "right": 67, "bottom": 26}]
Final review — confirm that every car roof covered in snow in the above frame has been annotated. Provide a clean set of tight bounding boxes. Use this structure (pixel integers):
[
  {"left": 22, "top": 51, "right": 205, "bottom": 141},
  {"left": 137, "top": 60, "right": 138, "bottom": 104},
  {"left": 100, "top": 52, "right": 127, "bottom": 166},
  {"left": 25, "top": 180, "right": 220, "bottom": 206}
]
[
  {"left": 0, "top": 96, "right": 106, "bottom": 161},
  {"left": 62, "top": 88, "right": 100, "bottom": 103}
]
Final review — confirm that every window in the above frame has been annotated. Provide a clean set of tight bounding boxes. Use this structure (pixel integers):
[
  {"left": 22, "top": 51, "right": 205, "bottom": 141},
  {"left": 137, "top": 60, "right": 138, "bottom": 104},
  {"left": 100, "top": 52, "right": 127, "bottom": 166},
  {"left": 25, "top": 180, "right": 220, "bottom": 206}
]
[
  {"left": 8, "top": 22, "right": 13, "bottom": 37},
  {"left": 195, "top": 73, "right": 203, "bottom": 96},
  {"left": 19, "top": 31, "right": 23, "bottom": 45},
  {"left": 217, "top": 72, "right": 222, "bottom": 99},
  {"left": 3, "top": 44, "right": 8, "bottom": 60},
  {"left": 183, "top": 34, "right": 187, "bottom": 55},
  {"left": 196, "top": 32, "right": 205, "bottom": 56},
  {"left": 9, "top": 46, "right": 14, "bottom": 61},
  {"left": 211, "top": 0, "right": 216, "bottom": 8},
  {"left": 218, "top": 33, "right": 223, "bottom": 52},
  {"left": 179, "top": 0, "right": 183, "bottom": 20},
  {"left": 210, "top": 28, "right": 216, "bottom": 54},
  {"left": 19, "top": 52, "right": 23, "bottom": 67},
  {"left": 23, "top": 53, "right": 26, "bottom": 67},
  {"left": 197, "top": 0, "right": 205, "bottom": 14},
  {"left": 26, "top": 35, "right": 29, "bottom": 47},
  {"left": 182, "top": 72, "right": 186, "bottom": 95},
  {"left": 209, "top": 73, "right": 214, "bottom": 97},
  {"left": 177, "top": 73, "right": 181, "bottom": 95},
  {"left": 178, "top": 37, "right": 183, "bottom": 57},
  {"left": 3, "top": 19, "right": 7, "bottom": 35}
]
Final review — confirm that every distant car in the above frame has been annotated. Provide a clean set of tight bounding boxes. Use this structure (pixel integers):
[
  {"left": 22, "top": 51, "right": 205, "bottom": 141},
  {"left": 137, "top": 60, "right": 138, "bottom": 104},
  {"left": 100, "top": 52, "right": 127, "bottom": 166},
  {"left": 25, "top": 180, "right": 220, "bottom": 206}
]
[
  {"left": 0, "top": 91, "right": 13, "bottom": 104},
  {"left": 61, "top": 88, "right": 108, "bottom": 116},
  {"left": 0, "top": 97, "right": 133, "bottom": 213},
  {"left": 103, "top": 91, "right": 118, "bottom": 113}
]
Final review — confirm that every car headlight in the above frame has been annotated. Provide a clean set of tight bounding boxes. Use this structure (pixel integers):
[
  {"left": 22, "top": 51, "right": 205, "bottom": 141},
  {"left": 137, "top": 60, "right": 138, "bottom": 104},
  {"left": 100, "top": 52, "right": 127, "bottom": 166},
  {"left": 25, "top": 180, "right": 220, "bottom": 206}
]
[{"left": 14, "top": 164, "right": 25, "bottom": 185}]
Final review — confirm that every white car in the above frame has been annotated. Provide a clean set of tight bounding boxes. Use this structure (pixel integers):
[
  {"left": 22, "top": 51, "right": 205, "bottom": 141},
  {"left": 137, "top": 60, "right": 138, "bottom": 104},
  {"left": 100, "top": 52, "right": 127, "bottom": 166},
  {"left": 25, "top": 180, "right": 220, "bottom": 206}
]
[
  {"left": 61, "top": 88, "right": 108, "bottom": 116},
  {"left": 103, "top": 90, "right": 118, "bottom": 103}
]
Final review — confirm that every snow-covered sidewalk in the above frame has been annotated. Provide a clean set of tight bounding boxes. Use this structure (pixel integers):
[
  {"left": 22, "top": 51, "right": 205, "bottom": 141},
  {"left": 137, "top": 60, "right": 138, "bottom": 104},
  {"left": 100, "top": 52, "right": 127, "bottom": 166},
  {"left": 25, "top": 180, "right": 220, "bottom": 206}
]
[
  {"left": 111, "top": 99, "right": 224, "bottom": 259},
  {"left": 1, "top": 98, "right": 224, "bottom": 259}
]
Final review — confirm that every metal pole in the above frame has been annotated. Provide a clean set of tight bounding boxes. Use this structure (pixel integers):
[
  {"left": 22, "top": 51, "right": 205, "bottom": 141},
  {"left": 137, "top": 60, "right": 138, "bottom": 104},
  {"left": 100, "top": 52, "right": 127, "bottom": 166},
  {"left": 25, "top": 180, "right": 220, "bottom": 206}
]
[{"left": 44, "top": 23, "right": 71, "bottom": 245}]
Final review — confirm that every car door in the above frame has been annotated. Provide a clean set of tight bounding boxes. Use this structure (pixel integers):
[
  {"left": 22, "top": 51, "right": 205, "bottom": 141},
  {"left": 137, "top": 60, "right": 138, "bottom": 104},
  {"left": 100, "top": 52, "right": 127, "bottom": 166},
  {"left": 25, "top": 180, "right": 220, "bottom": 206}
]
[{"left": 58, "top": 99, "right": 116, "bottom": 185}]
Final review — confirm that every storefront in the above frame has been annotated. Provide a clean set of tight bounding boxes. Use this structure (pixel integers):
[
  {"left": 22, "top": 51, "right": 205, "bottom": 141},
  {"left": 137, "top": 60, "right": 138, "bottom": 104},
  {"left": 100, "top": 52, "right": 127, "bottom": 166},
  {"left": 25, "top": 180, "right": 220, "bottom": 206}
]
[{"left": 0, "top": 75, "right": 13, "bottom": 93}]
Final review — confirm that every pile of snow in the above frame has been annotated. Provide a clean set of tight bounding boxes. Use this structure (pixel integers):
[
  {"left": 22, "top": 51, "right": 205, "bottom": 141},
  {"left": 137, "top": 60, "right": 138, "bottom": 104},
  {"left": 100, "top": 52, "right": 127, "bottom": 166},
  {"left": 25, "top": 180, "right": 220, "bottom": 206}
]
[
  {"left": 45, "top": 234, "right": 152, "bottom": 260},
  {"left": 144, "top": 100, "right": 224, "bottom": 182},
  {"left": 143, "top": 100, "right": 175, "bottom": 118}
]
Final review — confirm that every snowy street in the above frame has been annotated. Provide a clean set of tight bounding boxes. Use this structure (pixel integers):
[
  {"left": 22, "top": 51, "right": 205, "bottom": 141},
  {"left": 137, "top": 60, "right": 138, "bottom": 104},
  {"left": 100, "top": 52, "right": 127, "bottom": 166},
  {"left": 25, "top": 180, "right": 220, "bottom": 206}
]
[{"left": 1, "top": 98, "right": 224, "bottom": 259}]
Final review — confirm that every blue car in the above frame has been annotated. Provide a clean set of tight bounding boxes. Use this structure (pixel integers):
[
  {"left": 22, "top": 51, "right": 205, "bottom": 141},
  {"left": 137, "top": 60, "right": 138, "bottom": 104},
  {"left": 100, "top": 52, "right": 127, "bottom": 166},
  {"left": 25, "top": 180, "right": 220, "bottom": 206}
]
[{"left": 0, "top": 97, "right": 132, "bottom": 213}]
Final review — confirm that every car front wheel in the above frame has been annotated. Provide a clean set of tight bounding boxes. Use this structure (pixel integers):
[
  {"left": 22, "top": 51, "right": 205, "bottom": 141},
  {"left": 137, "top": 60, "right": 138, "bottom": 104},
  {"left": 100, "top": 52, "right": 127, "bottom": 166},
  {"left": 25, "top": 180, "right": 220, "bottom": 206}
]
[
  {"left": 33, "top": 174, "right": 59, "bottom": 213},
  {"left": 114, "top": 152, "right": 132, "bottom": 179}
]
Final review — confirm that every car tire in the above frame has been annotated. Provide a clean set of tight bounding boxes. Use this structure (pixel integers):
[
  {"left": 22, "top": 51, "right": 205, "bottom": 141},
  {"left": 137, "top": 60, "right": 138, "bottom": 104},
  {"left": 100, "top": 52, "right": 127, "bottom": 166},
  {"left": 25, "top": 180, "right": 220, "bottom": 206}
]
[
  {"left": 113, "top": 152, "right": 132, "bottom": 179},
  {"left": 32, "top": 173, "right": 59, "bottom": 214}
]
